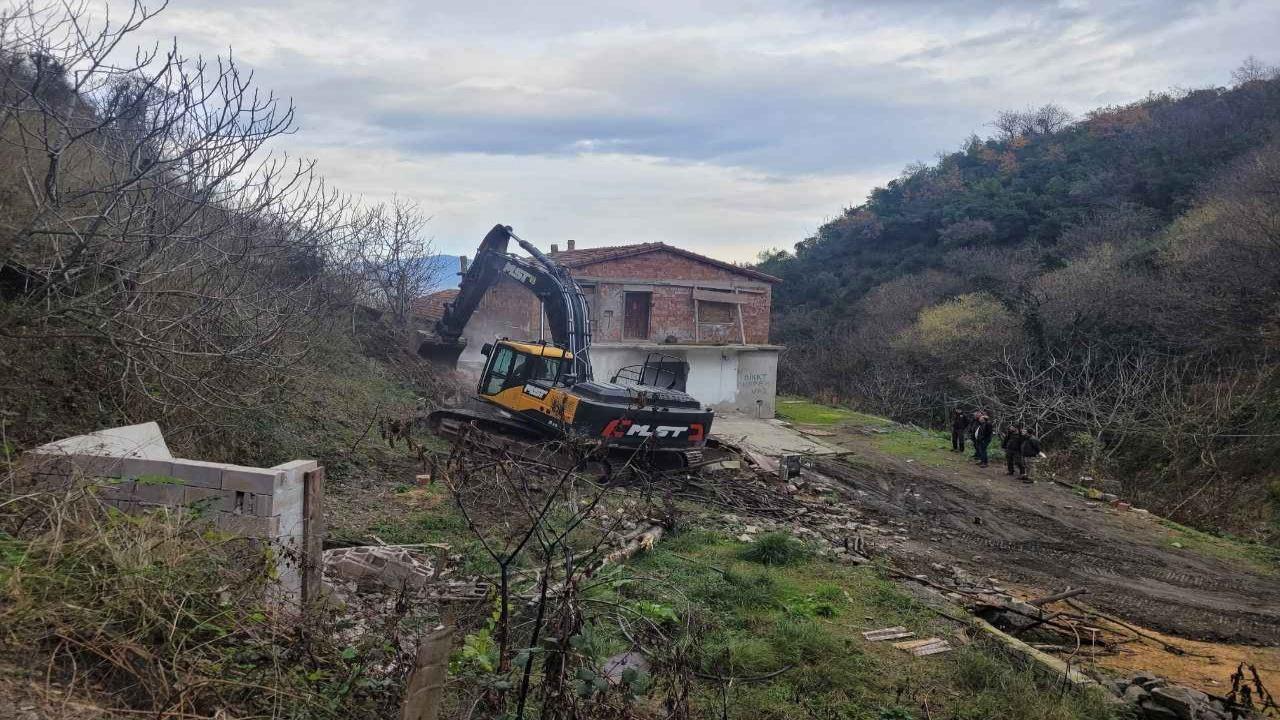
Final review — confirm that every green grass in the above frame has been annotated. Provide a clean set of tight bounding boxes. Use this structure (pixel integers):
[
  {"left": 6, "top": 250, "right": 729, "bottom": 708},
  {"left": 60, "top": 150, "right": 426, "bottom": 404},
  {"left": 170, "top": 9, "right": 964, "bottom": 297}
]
[
  {"left": 605, "top": 530, "right": 1121, "bottom": 720},
  {"left": 1157, "top": 518, "right": 1280, "bottom": 574},
  {"left": 777, "top": 397, "right": 893, "bottom": 427}
]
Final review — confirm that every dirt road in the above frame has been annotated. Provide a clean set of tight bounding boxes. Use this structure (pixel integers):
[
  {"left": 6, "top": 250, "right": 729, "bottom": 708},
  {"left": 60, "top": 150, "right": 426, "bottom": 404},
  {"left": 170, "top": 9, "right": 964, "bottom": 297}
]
[{"left": 807, "top": 427, "right": 1280, "bottom": 647}]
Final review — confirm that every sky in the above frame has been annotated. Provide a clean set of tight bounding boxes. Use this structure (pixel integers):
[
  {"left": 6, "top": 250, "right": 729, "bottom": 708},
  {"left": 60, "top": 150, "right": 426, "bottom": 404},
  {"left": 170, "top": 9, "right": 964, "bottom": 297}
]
[{"left": 103, "top": 0, "right": 1280, "bottom": 261}]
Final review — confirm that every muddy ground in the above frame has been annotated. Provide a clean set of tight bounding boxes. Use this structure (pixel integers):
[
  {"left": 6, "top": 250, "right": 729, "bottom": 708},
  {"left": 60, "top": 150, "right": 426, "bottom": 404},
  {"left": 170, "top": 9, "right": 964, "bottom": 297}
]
[{"left": 806, "top": 428, "right": 1280, "bottom": 647}]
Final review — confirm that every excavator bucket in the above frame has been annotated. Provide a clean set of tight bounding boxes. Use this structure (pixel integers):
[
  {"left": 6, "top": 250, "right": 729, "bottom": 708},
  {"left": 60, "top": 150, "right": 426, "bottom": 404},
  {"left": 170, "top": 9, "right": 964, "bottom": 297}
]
[{"left": 417, "top": 335, "right": 467, "bottom": 369}]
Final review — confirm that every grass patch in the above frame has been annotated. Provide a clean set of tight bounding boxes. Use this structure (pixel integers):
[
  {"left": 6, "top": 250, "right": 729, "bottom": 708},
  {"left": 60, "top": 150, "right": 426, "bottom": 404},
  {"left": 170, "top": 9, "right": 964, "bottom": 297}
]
[
  {"left": 777, "top": 397, "right": 892, "bottom": 427},
  {"left": 607, "top": 529, "right": 1121, "bottom": 720},
  {"left": 739, "top": 532, "right": 809, "bottom": 566},
  {"left": 1158, "top": 518, "right": 1280, "bottom": 573}
]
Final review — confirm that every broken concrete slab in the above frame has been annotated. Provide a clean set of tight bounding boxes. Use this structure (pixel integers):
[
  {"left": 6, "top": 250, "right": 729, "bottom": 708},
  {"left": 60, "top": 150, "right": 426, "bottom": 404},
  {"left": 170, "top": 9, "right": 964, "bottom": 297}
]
[{"left": 36, "top": 421, "right": 172, "bottom": 460}]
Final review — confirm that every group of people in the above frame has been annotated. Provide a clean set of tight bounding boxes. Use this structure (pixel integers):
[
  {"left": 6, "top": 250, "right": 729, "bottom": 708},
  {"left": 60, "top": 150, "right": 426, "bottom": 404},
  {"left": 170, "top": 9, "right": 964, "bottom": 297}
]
[{"left": 950, "top": 409, "right": 1042, "bottom": 483}]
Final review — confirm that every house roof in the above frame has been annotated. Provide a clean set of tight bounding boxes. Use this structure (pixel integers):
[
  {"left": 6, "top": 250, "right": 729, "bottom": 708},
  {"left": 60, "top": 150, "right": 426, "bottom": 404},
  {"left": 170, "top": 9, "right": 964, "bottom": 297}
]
[
  {"left": 411, "top": 288, "right": 459, "bottom": 322},
  {"left": 549, "top": 242, "right": 781, "bottom": 284}
]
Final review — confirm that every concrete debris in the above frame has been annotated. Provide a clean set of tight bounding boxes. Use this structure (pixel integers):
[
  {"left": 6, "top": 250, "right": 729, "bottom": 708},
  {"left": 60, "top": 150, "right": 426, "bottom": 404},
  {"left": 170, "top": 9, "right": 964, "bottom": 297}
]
[{"left": 325, "top": 546, "right": 435, "bottom": 591}]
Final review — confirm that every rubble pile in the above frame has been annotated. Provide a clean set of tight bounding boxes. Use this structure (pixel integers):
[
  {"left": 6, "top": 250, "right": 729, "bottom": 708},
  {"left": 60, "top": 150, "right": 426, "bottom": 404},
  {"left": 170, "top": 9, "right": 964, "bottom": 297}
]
[{"left": 1107, "top": 673, "right": 1244, "bottom": 720}]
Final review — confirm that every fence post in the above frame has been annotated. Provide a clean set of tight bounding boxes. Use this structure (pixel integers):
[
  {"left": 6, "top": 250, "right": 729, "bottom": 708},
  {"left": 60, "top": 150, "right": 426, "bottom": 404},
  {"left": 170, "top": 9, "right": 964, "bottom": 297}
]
[
  {"left": 301, "top": 466, "right": 325, "bottom": 609},
  {"left": 401, "top": 625, "right": 453, "bottom": 720}
]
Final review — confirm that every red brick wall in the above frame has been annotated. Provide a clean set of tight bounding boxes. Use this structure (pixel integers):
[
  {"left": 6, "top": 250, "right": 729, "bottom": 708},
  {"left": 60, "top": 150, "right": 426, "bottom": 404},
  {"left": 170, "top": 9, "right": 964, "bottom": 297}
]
[
  {"left": 443, "top": 249, "right": 775, "bottom": 350},
  {"left": 573, "top": 250, "right": 773, "bottom": 344}
]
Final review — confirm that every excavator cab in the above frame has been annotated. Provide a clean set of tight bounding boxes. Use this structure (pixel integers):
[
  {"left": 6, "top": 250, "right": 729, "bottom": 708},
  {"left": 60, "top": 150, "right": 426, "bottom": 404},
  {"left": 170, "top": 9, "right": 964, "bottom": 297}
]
[{"left": 477, "top": 340, "right": 570, "bottom": 397}]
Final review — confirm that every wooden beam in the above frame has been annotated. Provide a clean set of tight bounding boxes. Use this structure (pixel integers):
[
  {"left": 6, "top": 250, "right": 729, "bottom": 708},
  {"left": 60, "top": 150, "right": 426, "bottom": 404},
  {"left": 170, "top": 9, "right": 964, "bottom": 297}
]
[
  {"left": 302, "top": 466, "right": 325, "bottom": 609},
  {"left": 692, "top": 287, "right": 756, "bottom": 303}
]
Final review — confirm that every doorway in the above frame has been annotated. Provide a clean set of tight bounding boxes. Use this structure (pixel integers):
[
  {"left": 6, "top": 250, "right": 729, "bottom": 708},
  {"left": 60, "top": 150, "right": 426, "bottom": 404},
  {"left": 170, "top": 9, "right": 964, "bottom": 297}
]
[{"left": 623, "top": 292, "right": 651, "bottom": 340}]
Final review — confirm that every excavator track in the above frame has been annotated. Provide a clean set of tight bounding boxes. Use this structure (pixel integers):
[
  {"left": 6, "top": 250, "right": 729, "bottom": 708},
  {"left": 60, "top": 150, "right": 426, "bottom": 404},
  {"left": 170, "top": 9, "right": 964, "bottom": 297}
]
[{"left": 427, "top": 401, "right": 700, "bottom": 473}]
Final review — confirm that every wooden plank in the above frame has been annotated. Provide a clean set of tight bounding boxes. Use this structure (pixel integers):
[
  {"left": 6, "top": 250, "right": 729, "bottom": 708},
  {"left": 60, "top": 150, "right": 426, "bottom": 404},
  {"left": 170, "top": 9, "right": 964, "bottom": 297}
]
[
  {"left": 863, "top": 626, "right": 914, "bottom": 641},
  {"left": 692, "top": 287, "right": 754, "bottom": 303},
  {"left": 912, "top": 643, "right": 954, "bottom": 657},
  {"left": 401, "top": 625, "right": 453, "bottom": 720},
  {"left": 302, "top": 466, "right": 325, "bottom": 608}
]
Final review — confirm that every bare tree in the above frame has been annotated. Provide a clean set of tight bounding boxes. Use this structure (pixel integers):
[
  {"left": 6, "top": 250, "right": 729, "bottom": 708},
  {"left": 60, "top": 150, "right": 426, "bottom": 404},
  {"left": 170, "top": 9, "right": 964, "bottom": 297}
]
[
  {"left": 991, "top": 103, "right": 1074, "bottom": 140},
  {"left": 1231, "top": 55, "right": 1279, "bottom": 86},
  {"left": 358, "top": 197, "right": 444, "bottom": 339},
  {"left": 0, "top": 1, "right": 354, "bottom": 421}
]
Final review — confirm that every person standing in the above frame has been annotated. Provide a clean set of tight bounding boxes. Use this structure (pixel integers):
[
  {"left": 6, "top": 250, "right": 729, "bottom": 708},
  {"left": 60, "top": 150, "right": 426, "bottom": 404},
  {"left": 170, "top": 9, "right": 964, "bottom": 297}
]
[
  {"left": 1002, "top": 424, "right": 1024, "bottom": 477},
  {"left": 1017, "top": 426, "right": 1042, "bottom": 484},
  {"left": 973, "top": 414, "right": 994, "bottom": 467},
  {"left": 950, "top": 408, "right": 968, "bottom": 453},
  {"left": 970, "top": 411, "right": 983, "bottom": 461}
]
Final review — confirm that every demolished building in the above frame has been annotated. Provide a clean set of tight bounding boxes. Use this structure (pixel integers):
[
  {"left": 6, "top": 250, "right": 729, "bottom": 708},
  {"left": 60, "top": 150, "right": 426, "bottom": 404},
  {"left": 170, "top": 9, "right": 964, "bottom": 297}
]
[{"left": 414, "top": 240, "right": 782, "bottom": 418}]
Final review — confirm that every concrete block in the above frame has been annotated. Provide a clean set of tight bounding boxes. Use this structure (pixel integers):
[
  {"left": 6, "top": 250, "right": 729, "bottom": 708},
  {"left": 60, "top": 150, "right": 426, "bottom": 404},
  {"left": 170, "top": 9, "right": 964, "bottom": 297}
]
[
  {"left": 221, "top": 466, "right": 281, "bottom": 495},
  {"left": 183, "top": 486, "right": 233, "bottom": 512},
  {"left": 214, "top": 511, "right": 279, "bottom": 538},
  {"left": 121, "top": 457, "right": 176, "bottom": 482},
  {"left": 170, "top": 459, "right": 226, "bottom": 489},
  {"left": 228, "top": 490, "right": 273, "bottom": 516},
  {"left": 95, "top": 478, "right": 135, "bottom": 500},
  {"left": 66, "top": 454, "right": 125, "bottom": 478},
  {"left": 132, "top": 482, "right": 185, "bottom": 505}
]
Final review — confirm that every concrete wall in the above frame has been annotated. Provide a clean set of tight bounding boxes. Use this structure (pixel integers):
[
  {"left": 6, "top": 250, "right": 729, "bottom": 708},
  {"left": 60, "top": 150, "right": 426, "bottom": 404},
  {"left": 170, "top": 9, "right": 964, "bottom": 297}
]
[
  {"left": 590, "top": 343, "right": 780, "bottom": 418},
  {"left": 26, "top": 424, "right": 316, "bottom": 603}
]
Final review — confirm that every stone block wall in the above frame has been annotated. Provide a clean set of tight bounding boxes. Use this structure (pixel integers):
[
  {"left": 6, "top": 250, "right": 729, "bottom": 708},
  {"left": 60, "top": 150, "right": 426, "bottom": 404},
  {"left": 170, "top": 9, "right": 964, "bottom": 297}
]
[{"left": 25, "top": 424, "right": 317, "bottom": 603}]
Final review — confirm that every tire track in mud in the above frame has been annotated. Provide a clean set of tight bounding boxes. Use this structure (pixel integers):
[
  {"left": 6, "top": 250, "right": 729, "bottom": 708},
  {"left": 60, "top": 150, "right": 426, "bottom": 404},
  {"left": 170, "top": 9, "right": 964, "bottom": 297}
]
[{"left": 813, "top": 456, "right": 1280, "bottom": 645}]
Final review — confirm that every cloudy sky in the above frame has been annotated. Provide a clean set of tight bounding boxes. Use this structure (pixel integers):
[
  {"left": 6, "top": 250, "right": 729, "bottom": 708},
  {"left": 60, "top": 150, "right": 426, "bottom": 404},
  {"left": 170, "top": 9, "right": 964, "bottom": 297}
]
[{"left": 119, "top": 0, "right": 1277, "bottom": 261}]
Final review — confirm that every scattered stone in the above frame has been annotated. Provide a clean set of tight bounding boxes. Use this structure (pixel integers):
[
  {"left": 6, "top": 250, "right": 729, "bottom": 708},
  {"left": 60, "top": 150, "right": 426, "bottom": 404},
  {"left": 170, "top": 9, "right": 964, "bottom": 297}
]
[
  {"left": 1139, "top": 699, "right": 1181, "bottom": 719},
  {"left": 1149, "top": 685, "right": 1210, "bottom": 719},
  {"left": 737, "top": 534, "right": 754, "bottom": 543},
  {"left": 1123, "top": 684, "right": 1150, "bottom": 704}
]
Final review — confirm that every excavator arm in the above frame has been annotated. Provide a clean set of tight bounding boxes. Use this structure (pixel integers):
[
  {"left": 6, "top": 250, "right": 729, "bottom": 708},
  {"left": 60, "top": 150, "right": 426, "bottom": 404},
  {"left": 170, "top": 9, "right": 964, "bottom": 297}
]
[{"left": 421, "top": 224, "right": 594, "bottom": 383}]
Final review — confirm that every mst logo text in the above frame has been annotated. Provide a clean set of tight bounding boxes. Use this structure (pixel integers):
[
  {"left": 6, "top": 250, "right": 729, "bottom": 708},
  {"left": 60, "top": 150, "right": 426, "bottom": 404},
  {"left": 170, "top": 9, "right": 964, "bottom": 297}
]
[{"left": 601, "top": 418, "right": 705, "bottom": 443}]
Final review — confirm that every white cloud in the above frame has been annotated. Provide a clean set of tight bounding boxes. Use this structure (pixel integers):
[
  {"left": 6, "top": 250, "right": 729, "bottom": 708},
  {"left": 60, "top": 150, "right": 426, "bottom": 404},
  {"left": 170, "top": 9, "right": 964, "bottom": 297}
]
[{"left": 78, "top": 0, "right": 1280, "bottom": 259}]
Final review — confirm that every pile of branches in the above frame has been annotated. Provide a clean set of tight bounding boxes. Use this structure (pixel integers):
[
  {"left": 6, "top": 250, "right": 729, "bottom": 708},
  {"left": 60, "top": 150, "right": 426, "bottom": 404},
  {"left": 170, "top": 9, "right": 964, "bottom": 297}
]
[{"left": 435, "top": 432, "right": 702, "bottom": 720}]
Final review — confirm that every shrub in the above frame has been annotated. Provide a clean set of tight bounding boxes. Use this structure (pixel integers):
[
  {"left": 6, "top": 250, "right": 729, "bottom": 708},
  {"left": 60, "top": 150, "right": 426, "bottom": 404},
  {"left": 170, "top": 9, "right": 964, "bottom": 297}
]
[{"left": 740, "top": 532, "right": 809, "bottom": 566}]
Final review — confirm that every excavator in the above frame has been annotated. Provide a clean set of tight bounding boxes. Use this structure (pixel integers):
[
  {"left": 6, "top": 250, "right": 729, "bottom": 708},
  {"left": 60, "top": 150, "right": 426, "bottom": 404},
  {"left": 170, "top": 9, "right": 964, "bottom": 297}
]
[{"left": 420, "top": 224, "right": 715, "bottom": 465}]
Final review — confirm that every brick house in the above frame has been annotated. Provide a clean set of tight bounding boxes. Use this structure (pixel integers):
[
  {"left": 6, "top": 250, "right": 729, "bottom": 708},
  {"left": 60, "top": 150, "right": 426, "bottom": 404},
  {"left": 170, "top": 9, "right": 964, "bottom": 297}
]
[{"left": 415, "top": 240, "right": 783, "bottom": 417}]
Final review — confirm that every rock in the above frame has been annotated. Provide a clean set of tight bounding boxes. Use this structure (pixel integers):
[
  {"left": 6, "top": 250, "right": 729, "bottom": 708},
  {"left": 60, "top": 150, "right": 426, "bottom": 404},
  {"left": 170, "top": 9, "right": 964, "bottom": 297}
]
[
  {"left": 1100, "top": 493, "right": 1119, "bottom": 502},
  {"left": 1123, "top": 684, "right": 1150, "bottom": 704},
  {"left": 602, "top": 651, "right": 649, "bottom": 684},
  {"left": 1129, "top": 672, "right": 1160, "bottom": 686},
  {"left": 737, "top": 534, "right": 754, "bottom": 543},
  {"left": 1149, "top": 685, "right": 1211, "bottom": 719},
  {"left": 1139, "top": 699, "right": 1181, "bottom": 719}
]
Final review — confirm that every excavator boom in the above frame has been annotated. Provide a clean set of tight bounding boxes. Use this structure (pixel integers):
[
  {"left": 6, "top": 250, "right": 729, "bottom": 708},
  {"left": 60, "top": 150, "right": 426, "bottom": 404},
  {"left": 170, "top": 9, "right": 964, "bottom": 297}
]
[{"left": 420, "top": 224, "right": 593, "bottom": 382}]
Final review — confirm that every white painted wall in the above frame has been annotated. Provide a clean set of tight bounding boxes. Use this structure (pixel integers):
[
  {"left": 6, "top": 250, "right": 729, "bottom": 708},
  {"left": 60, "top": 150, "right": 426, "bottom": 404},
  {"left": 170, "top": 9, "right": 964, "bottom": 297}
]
[{"left": 589, "top": 344, "right": 779, "bottom": 417}]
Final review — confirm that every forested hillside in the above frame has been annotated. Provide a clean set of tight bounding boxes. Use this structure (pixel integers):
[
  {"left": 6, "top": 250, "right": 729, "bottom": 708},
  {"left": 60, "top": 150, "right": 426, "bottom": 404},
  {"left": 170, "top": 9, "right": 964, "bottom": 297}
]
[{"left": 759, "top": 64, "right": 1280, "bottom": 540}]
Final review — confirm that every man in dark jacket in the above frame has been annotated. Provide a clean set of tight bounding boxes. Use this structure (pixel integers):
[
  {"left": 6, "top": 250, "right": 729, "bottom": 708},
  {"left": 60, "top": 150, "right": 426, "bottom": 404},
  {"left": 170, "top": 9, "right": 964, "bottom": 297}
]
[
  {"left": 1002, "top": 424, "right": 1023, "bottom": 477},
  {"left": 973, "top": 414, "right": 994, "bottom": 467},
  {"left": 950, "top": 408, "right": 968, "bottom": 453},
  {"left": 1017, "top": 427, "right": 1041, "bottom": 483}
]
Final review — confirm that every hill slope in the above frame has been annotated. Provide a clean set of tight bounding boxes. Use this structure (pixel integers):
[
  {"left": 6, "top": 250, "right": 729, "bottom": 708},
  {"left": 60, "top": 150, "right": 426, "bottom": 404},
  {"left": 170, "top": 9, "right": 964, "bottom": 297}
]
[{"left": 758, "top": 70, "right": 1280, "bottom": 540}]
